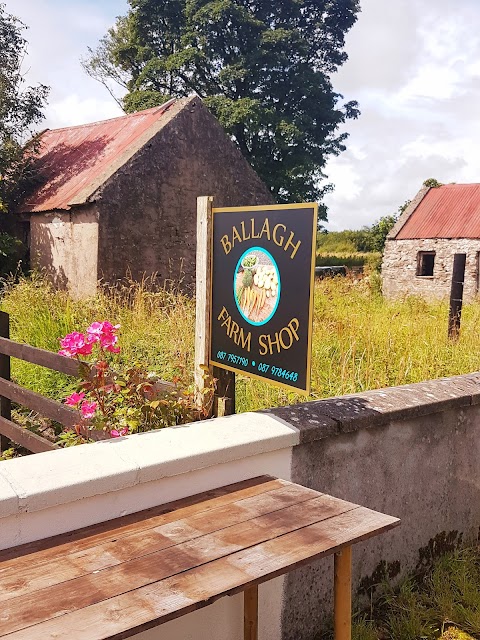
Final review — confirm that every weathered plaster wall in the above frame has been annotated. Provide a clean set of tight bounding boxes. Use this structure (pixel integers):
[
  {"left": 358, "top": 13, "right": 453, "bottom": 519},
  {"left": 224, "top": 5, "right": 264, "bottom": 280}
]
[
  {"left": 382, "top": 237, "right": 480, "bottom": 300},
  {"left": 96, "top": 98, "right": 273, "bottom": 291},
  {"left": 30, "top": 206, "right": 99, "bottom": 298}
]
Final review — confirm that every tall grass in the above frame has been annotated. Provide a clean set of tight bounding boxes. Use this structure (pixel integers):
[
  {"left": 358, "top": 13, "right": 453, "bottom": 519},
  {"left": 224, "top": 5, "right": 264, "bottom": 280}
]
[
  {"left": 347, "top": 548, "right": 480, "bottom": 640},
  {"left": 2, "top": 274, "right": 480, "bottom": 411},
  {"left": 237, "top": 277, "right": 480, "bottom": 412},
  {"left": 1, "top": 274, "right": 195, "bottom": 399}
]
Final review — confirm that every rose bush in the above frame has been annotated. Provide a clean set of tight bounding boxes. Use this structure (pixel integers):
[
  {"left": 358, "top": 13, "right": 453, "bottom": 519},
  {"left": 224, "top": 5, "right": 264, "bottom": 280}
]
[{"left": 58, "top": 321, "right": 211, "bottom": 443}]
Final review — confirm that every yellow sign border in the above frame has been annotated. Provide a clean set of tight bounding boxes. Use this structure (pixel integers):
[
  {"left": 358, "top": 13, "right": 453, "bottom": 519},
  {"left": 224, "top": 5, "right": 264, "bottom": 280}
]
[{"left": 210, "top": 202, "right": 318, "bottom": 395}]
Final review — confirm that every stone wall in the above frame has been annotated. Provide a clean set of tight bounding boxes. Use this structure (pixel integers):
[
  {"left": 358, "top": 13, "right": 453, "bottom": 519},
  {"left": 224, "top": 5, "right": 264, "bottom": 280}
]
[
  {"left": 382, "top": 237, "right": 480, "bottom": 300},
  {"left": 96, "top": 97, "right": 273, "bottom": 292}
]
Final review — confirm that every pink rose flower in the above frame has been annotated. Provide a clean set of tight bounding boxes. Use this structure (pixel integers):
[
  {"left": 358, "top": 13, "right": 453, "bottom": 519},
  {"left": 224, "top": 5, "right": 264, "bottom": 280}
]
[
  {"left": 110, "top": 428, "right": 129, "bottom": 438},
  {"left": 59, "top": 332, "right": 94, "bottom": 358},
  {"left": 80, "top": 401, "right": 97, "bottom": 419},
  {"left": 87, "top": 321, "right": 120, "bottom": 339},
  {"left": 86, "top": 322, "right": 121, "bottom": 353},
  {"left": 100, "top": 333, "right": 120, "bottom": 353},
  {"left": 64, "top": 392, "right": 85, "bottom": 406}
]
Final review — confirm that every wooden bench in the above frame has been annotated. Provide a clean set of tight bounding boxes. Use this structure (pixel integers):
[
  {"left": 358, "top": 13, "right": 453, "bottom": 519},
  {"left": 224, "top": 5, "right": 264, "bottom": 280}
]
[{"left": 0, "top": 476, "right": 400, "bottom": 640}]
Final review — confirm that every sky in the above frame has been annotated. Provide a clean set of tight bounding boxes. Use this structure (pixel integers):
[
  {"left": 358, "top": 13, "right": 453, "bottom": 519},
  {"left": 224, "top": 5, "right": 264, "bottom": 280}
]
[{"left": 6, "top": 0, "right": 480, "bottom": 230}]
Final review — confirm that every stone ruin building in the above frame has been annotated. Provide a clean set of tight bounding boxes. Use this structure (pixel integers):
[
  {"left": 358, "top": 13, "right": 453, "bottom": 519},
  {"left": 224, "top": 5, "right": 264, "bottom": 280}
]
[
  {"left": 15, "top": 96, "right": 272, "bottom": 298},
  {"left": 382, "top": 183, "right": 480, "bottom": 301}
]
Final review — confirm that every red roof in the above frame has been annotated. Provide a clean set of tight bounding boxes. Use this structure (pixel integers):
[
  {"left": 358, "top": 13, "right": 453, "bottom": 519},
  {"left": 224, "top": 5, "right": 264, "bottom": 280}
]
[
  {"left": 396, "top": 184, "right": 480, "bottom": 239},
  {"left": 21, "top": 101, "right": 177, "bottom": 213}
]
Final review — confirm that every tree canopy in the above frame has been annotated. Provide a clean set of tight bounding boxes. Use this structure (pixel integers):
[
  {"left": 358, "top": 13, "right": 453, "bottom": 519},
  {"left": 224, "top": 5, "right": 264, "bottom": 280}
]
[
  {"left": 0, "top": 3, "right": 49, "bottom": 214},
  {"left": 84, "top": 0, "right": 360, "bottom": 219}
]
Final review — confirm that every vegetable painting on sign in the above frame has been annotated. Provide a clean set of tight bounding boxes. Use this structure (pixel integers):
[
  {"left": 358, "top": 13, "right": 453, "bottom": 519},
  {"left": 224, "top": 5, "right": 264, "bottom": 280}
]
[{"left": 235, "top": 249, "right": 281, "bottom": 326}]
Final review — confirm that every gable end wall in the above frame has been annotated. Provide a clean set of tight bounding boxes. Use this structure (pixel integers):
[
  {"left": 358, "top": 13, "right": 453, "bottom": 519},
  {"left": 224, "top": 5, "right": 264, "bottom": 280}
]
[
  {"left": 382, "top": 237, "right": 480, "bottom": 300},
  {"left": 94, "top": 99, "right": 273, "bottom": 290}
]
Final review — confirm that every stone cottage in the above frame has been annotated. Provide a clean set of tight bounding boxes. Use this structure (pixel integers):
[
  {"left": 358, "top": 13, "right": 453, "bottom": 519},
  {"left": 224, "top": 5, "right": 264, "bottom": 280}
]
[
  {"left": 16, "top": 96, "right": 272, "bottom": 297},
  {"left": 382, "top": 183, "right": 480, "bottom": 301}
]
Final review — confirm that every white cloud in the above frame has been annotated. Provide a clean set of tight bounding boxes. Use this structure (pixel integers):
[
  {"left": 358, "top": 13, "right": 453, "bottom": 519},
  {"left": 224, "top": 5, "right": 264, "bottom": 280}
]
[
  {"left": 46, "top": 95, "right": 123, "bottom": 128},
  {"left": 324, "top": 0, "right": 480, "bottom": 230},
  {"left": 4, "top": 0, "right": 126, "bottom": 129}
]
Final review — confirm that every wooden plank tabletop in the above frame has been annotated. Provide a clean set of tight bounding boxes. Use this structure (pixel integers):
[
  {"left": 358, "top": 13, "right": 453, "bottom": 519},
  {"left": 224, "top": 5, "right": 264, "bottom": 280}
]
[{"left": 0, "top": 476, "right": 400, "bottom": 640}]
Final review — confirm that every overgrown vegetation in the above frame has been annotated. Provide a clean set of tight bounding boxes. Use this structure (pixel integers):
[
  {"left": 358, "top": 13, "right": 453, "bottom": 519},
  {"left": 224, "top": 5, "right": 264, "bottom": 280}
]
[
  {"left": 1, "top": 274, "right": 196, "bottom": 401},
  {"left": 346, "top": 547, "right": 480, "bottom": 640},
  {"left": 317, "top": 212, "right": 401, "bottom": 256},
  {"left": 0, "top": 275, "right": 202, "bottom": 455},
  {"left": 315, "top": 252, "right": 381, "bottom": 271},
  {"left": 316, "top": 197, "right": 413, "bottom": 268},
  {"left": 3, "top": 273, "right": 480, "bottom": 419}
]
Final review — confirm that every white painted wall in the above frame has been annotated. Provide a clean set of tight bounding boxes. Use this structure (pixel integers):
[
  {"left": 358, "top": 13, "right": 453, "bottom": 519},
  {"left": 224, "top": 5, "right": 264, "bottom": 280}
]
[{"left": 0, "top": 413, "right": 297, "bottom": 640}]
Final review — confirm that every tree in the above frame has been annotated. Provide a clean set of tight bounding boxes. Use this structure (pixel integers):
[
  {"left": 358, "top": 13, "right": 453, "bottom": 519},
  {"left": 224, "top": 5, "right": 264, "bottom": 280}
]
[
  {"left": 0, "top": 4, "right": 49, "bottom": 214},
  {"left": 83, "top": 0, "right": 360, "bottom": 219},
  {"left": 368, "top": 215, "right": 398, "bottom": 253},
  {"left": 368, "top": 199, "right": 411, "bottom": 253}
]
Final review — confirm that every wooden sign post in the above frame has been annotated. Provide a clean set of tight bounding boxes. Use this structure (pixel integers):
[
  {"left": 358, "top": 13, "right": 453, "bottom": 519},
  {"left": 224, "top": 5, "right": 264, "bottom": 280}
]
[
  {"left": 194, "top": 195, "right": 213, "bottom": 411},
  {"left": 194, "top": 196, "right": 235, "bottom": 417}
]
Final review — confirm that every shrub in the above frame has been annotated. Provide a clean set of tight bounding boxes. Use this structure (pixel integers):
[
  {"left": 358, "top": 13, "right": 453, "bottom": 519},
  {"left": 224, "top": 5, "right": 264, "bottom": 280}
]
[
  {"left": 0, "top": 232, "right": 24, "bottom": 276},
  {"left": 57, "top": 320, "right": 212, "bottom": 443}
]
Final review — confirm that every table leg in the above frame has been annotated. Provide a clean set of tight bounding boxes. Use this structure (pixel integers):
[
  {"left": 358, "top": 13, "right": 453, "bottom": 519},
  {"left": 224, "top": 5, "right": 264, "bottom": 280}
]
[
  {"left": 334, "top": 546, "right": 352, "bottom": 640},
  {"left": 244, "top": 584, "right": 258, "bottom": 640}
]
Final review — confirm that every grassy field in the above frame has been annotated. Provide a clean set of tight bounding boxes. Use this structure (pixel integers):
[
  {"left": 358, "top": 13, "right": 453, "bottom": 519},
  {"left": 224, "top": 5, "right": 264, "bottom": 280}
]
[
  {"left": 2, "top": 273, "right": 480, "bottom": 414},
  {"left": 0, "top": 274, "right": 196, "bottom": 401},
  {"left": 315, "top": 252, "right": 381, "bottom": 271}
]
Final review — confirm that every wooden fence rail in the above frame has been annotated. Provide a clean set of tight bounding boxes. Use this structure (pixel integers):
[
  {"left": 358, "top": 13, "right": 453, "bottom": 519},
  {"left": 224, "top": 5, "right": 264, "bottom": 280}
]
[
  {"left": 0, "top": 311, "right": 171, "bottom": 456},
  {"left": 0, "top": 311, "right": 87, "bottom": 454},
  {"left": 0, "top": 336, "right": 88, "bottom": 377}
]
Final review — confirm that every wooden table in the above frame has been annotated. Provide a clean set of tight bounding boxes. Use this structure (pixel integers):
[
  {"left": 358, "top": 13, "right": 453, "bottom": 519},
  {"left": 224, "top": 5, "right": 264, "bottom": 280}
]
[{"left": 0, "top": 476, "right": 400, "bottom": 640}]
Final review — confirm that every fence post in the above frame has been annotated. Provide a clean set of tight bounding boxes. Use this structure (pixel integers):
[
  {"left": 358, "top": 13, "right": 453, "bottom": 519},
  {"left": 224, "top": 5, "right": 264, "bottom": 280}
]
[
  {"left": 448, "top": 253, "right": 466, "bottom": 340},
  {"left": 0, "top": 311, "right": 11, "bottom": 453}
]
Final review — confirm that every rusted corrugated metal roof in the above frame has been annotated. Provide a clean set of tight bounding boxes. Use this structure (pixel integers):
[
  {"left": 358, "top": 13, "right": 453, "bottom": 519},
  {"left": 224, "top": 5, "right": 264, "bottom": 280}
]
[
  {"left": 20, "top": 100, "right": 177, "bottom": 213},
  {"left": 396, "top": 184, "right": 480, "bottom": 239}
]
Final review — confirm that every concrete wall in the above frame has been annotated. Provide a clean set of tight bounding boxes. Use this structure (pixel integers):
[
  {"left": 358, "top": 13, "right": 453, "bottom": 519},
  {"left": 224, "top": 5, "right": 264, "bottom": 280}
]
[
  {"left": 30, "top": 206, "right": 99, "bottom": 298},
  {"left": 2, "top": 372, "right": 480, "bottom": 639},
  {"left": 382, "top": 237, "right": 480, "bottom": 300},
  {"left": 96, "top": 98, "right": 273, "bottom": 291}
]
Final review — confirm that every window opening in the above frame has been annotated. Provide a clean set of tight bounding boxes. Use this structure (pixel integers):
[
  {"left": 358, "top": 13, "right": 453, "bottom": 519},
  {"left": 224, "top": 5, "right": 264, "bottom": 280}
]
[{"left": 417, "top": 251, "right": 435, "bottom": 277}]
